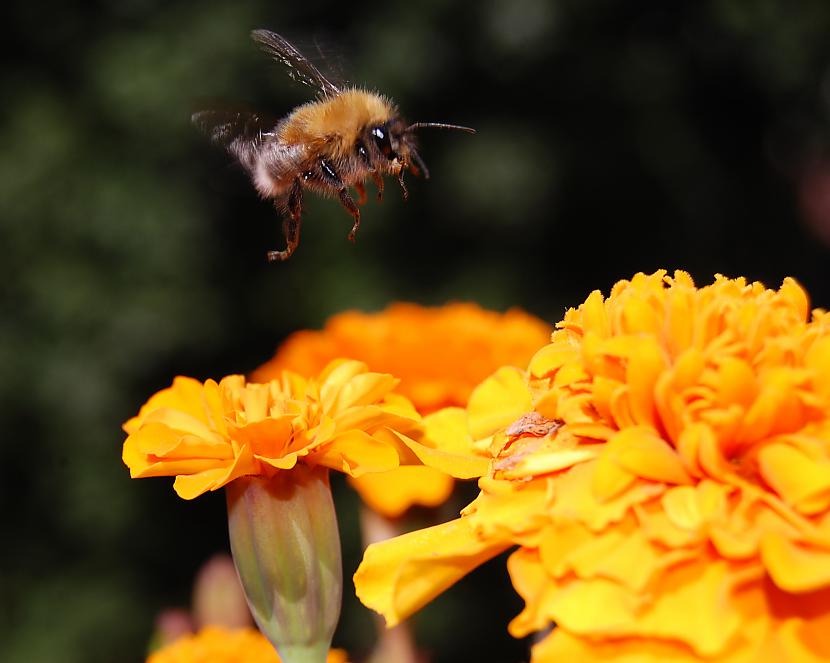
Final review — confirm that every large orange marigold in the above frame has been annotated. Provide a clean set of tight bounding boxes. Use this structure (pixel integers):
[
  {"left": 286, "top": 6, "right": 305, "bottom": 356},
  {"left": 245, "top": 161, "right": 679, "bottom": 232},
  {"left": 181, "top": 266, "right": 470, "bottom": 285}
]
[
  {"left": 355, "top": 271, "right": 830, "bottom": 661},
  {"left": 253, "top": 303, "right": 551, "bottom": 517}
]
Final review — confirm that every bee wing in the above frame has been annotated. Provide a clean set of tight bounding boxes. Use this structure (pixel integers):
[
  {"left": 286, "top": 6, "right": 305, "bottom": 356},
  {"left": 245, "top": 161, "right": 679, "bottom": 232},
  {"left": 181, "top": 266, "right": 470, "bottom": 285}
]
[
  {"left": 192, "top": 109, "right": 280, "bottom": 170},
  {"left": 251, "top": 29, "right": 341, "bottom": 98},
  {"left": 191, "top": 110, "right": 278, "bottom": 147}
]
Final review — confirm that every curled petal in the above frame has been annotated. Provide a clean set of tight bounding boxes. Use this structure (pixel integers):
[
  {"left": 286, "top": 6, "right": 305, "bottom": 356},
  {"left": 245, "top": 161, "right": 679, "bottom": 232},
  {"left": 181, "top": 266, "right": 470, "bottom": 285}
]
[{"left": 354, "top": 518, "right": 511, "bottom": 627}]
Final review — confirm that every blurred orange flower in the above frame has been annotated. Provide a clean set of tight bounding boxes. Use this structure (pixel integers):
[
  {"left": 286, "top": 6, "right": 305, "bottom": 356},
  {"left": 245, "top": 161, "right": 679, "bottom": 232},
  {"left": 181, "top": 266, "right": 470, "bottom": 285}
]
[
  {"left": 122, "top": 360, "right": 423, "bottom": 499},
  {"left": 355, "top": 271, "right": 830, "bottom": 661},
  {"left": 253, "top": 303, "right": 551, "bottom": 516},
  {"left": 253, "top": 303, "right": 550, "bottom": 413},
  {"left": 146, "top": 626, "right": 349, "bottom": 663}
]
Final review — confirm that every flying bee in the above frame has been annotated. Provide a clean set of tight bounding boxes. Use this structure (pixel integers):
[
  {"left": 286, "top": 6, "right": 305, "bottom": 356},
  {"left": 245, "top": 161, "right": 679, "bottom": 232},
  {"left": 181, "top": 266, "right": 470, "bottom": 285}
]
[{"left": 192, "top": 30, "right": 475, "bottom": 261}]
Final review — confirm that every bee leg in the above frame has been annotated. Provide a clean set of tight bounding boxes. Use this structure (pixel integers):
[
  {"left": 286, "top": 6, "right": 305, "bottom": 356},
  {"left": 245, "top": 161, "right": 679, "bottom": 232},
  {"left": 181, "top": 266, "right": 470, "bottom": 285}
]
[
  {"left": 267, "top": 180, "right": 303, "bottom": 261},
  {"left": 397, "top": 169, "right": 409, "bottom": 201},
  {"left": 371, "top": 171, "right": 384, "bottom": 202},
  {"left": 338, "top": 188, "right": 361, "bottom": 243},
  {"left": 354, "top": 181, "right": 368, "bottom": 205},
  {"left": 319, "top": 158, "right": 361, "bottom": 242}
]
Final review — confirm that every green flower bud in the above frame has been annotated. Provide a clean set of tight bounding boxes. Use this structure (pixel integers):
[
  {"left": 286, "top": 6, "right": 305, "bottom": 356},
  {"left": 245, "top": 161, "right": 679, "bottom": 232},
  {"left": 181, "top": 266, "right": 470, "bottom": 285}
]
[{"left": 226, "top": 465, "right": 342, "bottom": 663}]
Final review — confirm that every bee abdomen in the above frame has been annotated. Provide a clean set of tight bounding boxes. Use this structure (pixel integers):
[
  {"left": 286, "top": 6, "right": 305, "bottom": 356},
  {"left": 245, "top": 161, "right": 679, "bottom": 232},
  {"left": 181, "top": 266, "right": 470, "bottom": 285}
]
[{"left": 252, "top": 141, "right": 307, "bottom": 198}]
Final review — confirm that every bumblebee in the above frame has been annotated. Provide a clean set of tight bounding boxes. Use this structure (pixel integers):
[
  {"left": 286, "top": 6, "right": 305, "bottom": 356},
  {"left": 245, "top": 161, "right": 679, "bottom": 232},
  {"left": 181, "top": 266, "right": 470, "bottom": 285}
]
[{"left": 193, "top": 30, "right": 474, "bottom": 261}]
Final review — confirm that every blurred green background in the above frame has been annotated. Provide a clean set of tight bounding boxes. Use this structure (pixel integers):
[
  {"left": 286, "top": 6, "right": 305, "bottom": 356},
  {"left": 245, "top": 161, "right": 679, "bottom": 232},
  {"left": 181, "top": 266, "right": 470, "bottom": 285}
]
[{"left": 4, "top": 0, "right": 830, "bottom": 661}]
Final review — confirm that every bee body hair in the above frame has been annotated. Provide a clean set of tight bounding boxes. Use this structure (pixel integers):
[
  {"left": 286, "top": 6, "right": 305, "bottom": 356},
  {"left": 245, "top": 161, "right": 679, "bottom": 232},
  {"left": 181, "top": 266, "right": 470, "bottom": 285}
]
[{"left": 279, "top": 88, "right": 396, "bottom": 160}]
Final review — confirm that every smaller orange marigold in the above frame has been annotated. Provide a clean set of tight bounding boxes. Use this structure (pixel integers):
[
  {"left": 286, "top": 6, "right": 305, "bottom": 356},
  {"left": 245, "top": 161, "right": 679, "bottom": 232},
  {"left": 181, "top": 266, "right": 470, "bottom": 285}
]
[
  {"left": 146, "top": 626, "right": 349, "bottom": 663},
  {"left": 122, "top": 360, "right": 424, "bottom": 499}
]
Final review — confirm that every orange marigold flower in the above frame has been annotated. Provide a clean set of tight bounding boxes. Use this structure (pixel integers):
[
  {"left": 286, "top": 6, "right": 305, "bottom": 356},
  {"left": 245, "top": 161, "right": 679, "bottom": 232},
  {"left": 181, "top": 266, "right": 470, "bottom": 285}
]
[
  {"left": 355, "top": 271, "right": 830, "bottom": 661},
  {"left": 253, "top": 302, "right": 551, "bottom": 413},
  {"left": 122, "top": 360, "right": 423, "bottom": 500},
  {"left": 252, "top": 303, "right": 551, "bottom": 517},
  {"left": 146, "top": 626, "right": 349, "bottom": 663}
]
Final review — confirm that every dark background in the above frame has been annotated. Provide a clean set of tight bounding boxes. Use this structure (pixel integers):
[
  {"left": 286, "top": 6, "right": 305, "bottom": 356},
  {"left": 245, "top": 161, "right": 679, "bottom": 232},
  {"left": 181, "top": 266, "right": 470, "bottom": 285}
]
[{"left": 4, "top": 1, "right": 830, "bottom": 661}]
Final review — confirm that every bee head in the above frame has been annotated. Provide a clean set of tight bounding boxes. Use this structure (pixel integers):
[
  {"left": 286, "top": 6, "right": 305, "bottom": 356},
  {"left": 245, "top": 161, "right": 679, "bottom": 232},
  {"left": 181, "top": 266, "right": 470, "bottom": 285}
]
[
  {"left": 361, "top": 118, "right": 475, "bottom": 180},
  {"left": 367, "top": 118, "right": 409, "bottom": 164}
]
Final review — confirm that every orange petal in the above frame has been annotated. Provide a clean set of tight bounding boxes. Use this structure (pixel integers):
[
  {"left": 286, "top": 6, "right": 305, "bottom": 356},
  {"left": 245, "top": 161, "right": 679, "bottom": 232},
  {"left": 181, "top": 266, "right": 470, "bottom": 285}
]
[
  {"left": 354, "top": 518, "right": 511, "bottom": 627},
  {"left": 229, "top": 416, "right": 295, "bottom": 460}
]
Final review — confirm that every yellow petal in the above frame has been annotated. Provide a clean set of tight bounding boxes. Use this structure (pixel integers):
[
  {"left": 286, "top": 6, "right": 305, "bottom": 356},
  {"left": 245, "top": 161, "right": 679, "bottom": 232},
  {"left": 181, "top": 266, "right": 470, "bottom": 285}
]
[
  {"left": 332, "top": 404, "right": 418, "bottom": 439},
  {"left": 497, "top": 446, "right": 599, "bottom": 480},
  {"left": 349, "top": 466, "right": 455, "bottom": 518},
  {"left": 422, "top": 407, "right": 474, "bottom": 455},
  {"left": 540, "top": 517, "right": 667, "bottom": 593},
  {"left": 553, "top": 461, "right": 665, "bottom": 531},
  {"left": 327, "top": 370, "right": 400, "bottom": 414},
  {"left": 396, "top": 429, "right": 490, "bottom": 479},
  {"left": 661, "top": 480, "right": 729, "bottom": 532},
  {"left": 758, "top": 441, "right": 830, "bottom": 515},
  {"left": 807, "top": 335, "right": 830, "bottom": 402},
  {"left": 507, "top": 547, "right": 556, "bottom": 637},
  {"left": 528, "top": 342, "right": 579, "bottom": 379},
  {"left": 467, "top": 366, "right": 533, "bottom": 440},
  {"left": 122, "top": 376, "right": 206, "bottom": 434},
  {"left": 761, "top": 532, "right": 830, "bottom": 593},
  {"left": 311, "top": 429, "right": 400, "bottom": 476},
  {"left": 138, "top": 407, "right": 220, "bottom": 442},
  {"left": 133, "top": 426, "right": 230, "bottom": 461},
  {"left": 580, "top": 289, "right": 610, "bottom": 338},
  {"left": 173, "top": 443, "right": 257, "bottom": 499},
  {"left": 596, "top": 427, "right": 692, "bottom": 500},
  {"left": 531, "top": 628, "right": 706, "bottom": 663},
  {"left": 467, "top": 477, "right": 554, "bottom": 543},
  {"left": 548, "top": 559, "right": 741, "bottom": 657},
  {"left": 354, "top": 518, "right": 511, "bottom": 626}
]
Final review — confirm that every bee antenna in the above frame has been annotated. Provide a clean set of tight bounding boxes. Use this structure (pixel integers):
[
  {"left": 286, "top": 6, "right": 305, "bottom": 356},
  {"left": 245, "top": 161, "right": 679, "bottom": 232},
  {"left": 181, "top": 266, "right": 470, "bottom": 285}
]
[{"left": 406, "top": 122, "right": 476, "bottom": 134}]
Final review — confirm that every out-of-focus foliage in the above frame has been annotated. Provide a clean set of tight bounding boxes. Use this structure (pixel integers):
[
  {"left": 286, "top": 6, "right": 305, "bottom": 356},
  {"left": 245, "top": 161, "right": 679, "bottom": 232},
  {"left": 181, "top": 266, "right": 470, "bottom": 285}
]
[{"left": 3, "top": 1, "right": 830, "bottom": 662}]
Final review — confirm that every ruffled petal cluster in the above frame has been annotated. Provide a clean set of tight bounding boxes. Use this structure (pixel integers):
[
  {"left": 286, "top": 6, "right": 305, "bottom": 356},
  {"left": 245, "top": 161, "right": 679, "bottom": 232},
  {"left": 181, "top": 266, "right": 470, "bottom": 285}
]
[
  {"left": 253, "top": 303, "right": 550, "bottom": 517},
  {"left": 146, "top": 626, "right": 349, "bottom": 663},
  {"left": 355, "top": 271, "right": 830, "bottom": 661},
  {"left": 123, "top": 360, "right": 423, "bottom": 499}
]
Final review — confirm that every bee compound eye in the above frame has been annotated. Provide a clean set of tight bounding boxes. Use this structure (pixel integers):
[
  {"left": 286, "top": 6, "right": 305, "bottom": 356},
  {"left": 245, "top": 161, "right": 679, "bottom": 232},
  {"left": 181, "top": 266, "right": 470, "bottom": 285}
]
[{"left": 371, "top": 126, "right": 393, "bottom": 158}]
